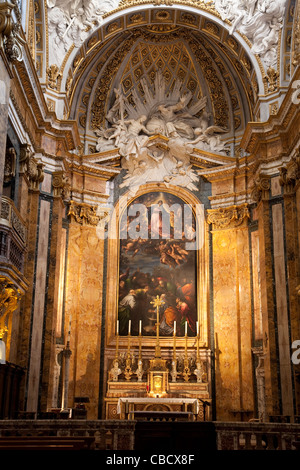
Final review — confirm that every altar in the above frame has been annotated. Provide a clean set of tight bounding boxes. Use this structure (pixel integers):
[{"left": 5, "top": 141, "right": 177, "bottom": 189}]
[
  {"left": 105, "top": 297, "right": 212, "bottom": 421},
  {"left": 117, "top": 397, "right": 199, "bottom": 421}
]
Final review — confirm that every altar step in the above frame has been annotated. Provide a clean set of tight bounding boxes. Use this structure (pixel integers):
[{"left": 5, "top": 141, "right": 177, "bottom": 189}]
[{"left": 134, "top": 421, "right": 216, "bottom": 451}]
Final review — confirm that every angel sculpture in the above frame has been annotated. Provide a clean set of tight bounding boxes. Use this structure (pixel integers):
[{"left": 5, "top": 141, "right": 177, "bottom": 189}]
[{"left": 190, "top": 126, "right": 228, "bottom": 153}]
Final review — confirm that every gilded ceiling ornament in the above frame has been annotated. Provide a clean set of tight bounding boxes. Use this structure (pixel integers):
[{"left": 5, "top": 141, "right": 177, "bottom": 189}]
[
  {"left": 47, "top": 64, "right": 62, "bottom": 90},
  {"left": 263, "top": 66, "right": 279, "bottom": 93},
  {"left": 206, "top": 203, "right": 250, "bottom": 230}
]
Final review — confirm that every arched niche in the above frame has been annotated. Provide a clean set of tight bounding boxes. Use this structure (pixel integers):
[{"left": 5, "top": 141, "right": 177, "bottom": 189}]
[{"left": 104, "top": 182, "right": 210, "bottom": 355}]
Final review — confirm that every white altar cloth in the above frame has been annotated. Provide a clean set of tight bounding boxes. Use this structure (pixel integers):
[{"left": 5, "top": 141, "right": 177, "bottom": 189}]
[{"left": 117, "top": 397, "right": 199, "bottom": 415}]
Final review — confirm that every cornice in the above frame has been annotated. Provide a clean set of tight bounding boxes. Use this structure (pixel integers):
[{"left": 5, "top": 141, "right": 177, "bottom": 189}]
[{"left": 241, "top": 68, "right": 300, "bottom": 154}]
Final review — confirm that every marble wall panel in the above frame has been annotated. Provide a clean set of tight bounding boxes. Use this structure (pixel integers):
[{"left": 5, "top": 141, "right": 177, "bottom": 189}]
[
  {"left": 56, "top": 227, "right": 67, "bottom": 337},
  {"left": 65, "top": 222, "right": 104, "bottom": 419},
  {"left": 26, "top": 199, "right": 51, "bottom": 412},
  {"left": 251, "top": 230, "right": 263, "bottom": 340},
  {"left": 272, "top": 203, "right": 294, "bottom": 417},
  {"left": 84, "top": 176, "right": 107, "bottom": 194},
  {"left": 212, "top": 226, "right": 253, "bottom": 420},
  {"left": 271, "top": 176, "right": 282, "bottom": 197}
]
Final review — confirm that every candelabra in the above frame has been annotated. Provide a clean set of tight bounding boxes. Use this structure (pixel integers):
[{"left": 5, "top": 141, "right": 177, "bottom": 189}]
[
  {"left": 182, "top": 322, "right": 191, "bottom": 382},
  {"left": 194, "top": 321, "right": 204, "bottom": 382},
  {"left": 124, "top": 322, "right": 133, "bottom": 380},
  {"left": 110, "top": 321, "right": 121, "bottom": 381},
  {"left": 171, "top": 320, "right": 178, "bottom": 382},
  {"left": 135, "top": 325, "right": 144, "bottom": 381}
]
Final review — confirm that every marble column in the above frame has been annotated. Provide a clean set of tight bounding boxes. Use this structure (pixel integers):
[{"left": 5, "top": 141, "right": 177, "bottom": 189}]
[{"left": 253, "top": 175, "right": 281, "bottom": 417}]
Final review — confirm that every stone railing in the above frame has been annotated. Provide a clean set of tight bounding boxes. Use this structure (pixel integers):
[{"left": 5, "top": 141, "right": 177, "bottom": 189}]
[
  {"left": 0, "top": 420, "right": 135, "bottom": 450},
  {"left": 215, "top": 422, "right": 300, "bottom": 450},
  {"left": 0, "top": 197, "right": 27, "bottom": 274}
]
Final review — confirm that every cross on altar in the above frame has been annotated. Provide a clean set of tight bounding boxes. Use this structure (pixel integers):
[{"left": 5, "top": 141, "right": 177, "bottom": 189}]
[
  {"left": 150, "top": 295, "right": 165, "bottom": 358},
  {"left": 150, "top": 295, "right": 165, "bottom": 324}
]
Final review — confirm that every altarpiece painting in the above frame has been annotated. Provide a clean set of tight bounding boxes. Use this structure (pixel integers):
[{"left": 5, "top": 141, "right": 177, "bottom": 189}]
[{"left": 118, "top": 191, "right": 197, "bottom": 337}]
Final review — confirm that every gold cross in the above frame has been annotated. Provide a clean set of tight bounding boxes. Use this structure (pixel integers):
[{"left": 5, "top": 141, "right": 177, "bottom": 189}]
[{"left": 150, "top": 295, "right": 165, "bottom": 324}]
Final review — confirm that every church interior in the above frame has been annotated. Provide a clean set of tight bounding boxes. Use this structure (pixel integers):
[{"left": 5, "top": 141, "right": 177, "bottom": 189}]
[{"left": 0, "top": 0, "right": 299, "bottom": 451}]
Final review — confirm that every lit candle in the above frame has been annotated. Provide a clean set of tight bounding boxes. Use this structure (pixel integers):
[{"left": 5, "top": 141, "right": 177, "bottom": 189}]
[
  {"left": 128, "top": 320, "right": 131, "bottom": 335},
  {"left": 185, "top": 321, "right": 187, "bottom": 336},
  {"left": 116, "top": 320, "right": 119, "bottom": 335},
  {"left": 139, "top": 320, "right": 142, "bottom": 335},
  {"left": 173, "top": 321, "right": 176, "bottom": 335}
]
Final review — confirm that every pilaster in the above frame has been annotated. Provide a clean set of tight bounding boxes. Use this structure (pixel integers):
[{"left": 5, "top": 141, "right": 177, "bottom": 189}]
[
  {"left": 251, "top": 174, "right": 281, "bottom": 417},
  {"left": 207, "top": 203, "right": 254, "bottom": 421}
]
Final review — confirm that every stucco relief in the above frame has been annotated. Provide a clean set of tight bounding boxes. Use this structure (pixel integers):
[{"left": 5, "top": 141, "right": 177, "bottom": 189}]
[
  {"left": 214, "top": 0, "right": 286, "bottom": 67},
  {"left": 47, "top": 0, "right": 120, "bottom": 65},
  {"left": 95, "top": 71, "right": 229, "bottom": 193},
  {"left": 46, "top": 0, "right": 287, "bottom": 69}
]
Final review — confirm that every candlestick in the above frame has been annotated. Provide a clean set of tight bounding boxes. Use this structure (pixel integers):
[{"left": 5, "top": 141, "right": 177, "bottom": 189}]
[
  {"left": 116, "top": 320, "right": 119, "bottom": 335},
  {"left": 128, "top": 319, "right": 131, "bottom": 335},
  {"left": 196, "top": 321, "right": 199, "bottom": 336},
  {"left": 139, "top": 320, "right": 142, "bottom": 335},
  {"left": 185, "top": 321, "right": 187, "bottom": 336},
  {"left": 173, "top": 320, "right": 176, "bottom": 335},
  {"left": 67, "top": 314, "right": 72, "bottom": 343}
]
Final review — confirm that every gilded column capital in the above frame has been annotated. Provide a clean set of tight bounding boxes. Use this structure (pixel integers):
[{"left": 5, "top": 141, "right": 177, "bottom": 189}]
[
  {"left": 19, "top": 145, "right": 45, "bottom": 191},
  {"left": 52, "top": 171, "right": 71, "bottom": 200},
  {"left": 250, "top": 174, "right": 271, "bottom": 203},
  {"left": 68, "top": 200, "right": 103, "bottom": 226},
  {"left": 279, "top": 151, "right": 300, "bottom": 195},
  {"left": 206, "top": 203, "right": 250, "bottom": 230}
]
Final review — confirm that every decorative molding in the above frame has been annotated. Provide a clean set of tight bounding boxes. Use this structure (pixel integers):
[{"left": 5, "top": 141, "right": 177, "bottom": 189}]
[{"left": 206, "top": 203, "right": 250, "bottom": 230}]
